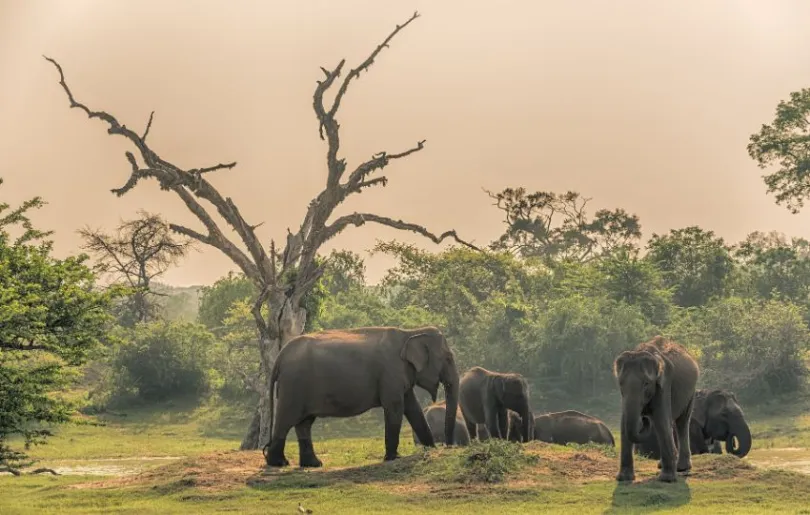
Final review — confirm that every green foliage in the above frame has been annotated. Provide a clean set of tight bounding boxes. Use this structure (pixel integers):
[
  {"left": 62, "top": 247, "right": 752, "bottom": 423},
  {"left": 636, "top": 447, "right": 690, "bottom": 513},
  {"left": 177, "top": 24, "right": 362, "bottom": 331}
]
[
  {"left": 646, "top": 226, "right": 734, "bottom": 307},
  {"left": 523, "top": 293, "right": 654, "bottom": 398},
  {"left": 487, "top": 187, "right": 642, "bottom": 262},
  {"left": 417, "top": 439, "right": 539, "bottom": 484},
  {"left": 0, "top": 180, "right": 119, "bottom": 469},
  {"left": 197, "top": 272, "right": 255, "bottom": 336},
  {"left": 748, "top": 88, "right": 810, "bottom": 213},
  {"left": 105, "top": 321, "right": 219, "bottom": 403},
  {"left": 733, "top": 231, "right": 810, "bottom": 306},
  {"left": 667, "top": 297, "right": 810, "bottom": 401}
]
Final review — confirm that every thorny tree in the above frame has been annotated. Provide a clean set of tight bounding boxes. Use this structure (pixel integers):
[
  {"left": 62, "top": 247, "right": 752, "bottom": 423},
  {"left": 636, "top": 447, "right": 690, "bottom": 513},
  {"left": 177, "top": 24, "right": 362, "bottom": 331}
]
[
  {"left": 79, "top": 211, "right": 193, "bottom": 326},
  {"left": 46, "top": 11, "right": 477, "bottom": 450},
  {"left": 487, "top": 187, "right": 641, "bottom": 263}
]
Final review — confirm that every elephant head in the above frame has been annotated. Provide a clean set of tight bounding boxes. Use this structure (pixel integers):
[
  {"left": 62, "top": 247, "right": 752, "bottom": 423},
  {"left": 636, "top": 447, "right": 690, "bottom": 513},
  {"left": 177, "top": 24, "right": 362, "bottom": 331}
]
[
  {"left": 492, "top": 374, "right": 532, "bottom": 442},
  {"left": 401, "top": 328, "right": 460, "bottom": 445},
  {"left": 693, "top": 389, "right": 751, "bottom": 458},
  {"left": 613, "top": 349, "right": 666, "bottom": 444}
]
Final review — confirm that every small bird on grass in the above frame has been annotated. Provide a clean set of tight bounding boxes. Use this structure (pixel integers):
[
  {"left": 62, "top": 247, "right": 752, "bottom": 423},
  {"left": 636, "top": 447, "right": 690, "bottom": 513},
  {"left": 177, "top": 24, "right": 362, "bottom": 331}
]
[{"left": 298, "top": 502, "right": 313, "bottom": 514}]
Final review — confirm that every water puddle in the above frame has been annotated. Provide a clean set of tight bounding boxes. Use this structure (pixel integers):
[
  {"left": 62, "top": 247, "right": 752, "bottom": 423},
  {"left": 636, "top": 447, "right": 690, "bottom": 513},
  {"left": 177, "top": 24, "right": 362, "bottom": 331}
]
[{"left": 1, "top": 456, "right": 186, "bottom": 477}]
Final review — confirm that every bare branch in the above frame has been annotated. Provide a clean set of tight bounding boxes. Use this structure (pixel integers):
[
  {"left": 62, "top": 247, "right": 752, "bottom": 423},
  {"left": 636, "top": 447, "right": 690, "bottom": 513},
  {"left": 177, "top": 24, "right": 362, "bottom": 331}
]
[
  {"left": 329, "top": 11, "right": 421, "bottom": 119},
  {"left": 321, "top": 212, "right": 481, "bottom": 251},
  {"left": 344, "top": 140, "right": 426, "bottom": 194},
  {"left": 142, "top": 111, "right": 154, "bottom": 141}
]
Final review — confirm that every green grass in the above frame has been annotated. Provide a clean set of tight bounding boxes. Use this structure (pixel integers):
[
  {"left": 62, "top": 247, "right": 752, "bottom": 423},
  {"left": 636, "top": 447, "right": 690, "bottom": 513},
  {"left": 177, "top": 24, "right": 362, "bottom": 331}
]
[{"left": 4, "top": 397, "right": 810, "bottom": 514}]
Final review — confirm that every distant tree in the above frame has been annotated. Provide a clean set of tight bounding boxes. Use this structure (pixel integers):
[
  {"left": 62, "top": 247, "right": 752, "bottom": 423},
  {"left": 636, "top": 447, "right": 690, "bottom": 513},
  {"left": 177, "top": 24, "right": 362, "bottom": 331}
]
[
  {"left": 79, "top": 211, "right": 193, "bottom": 326},
  {"left": 0, "top": 179, "right": 118, "bottom": 473},
  {"left": 733, "top": 230, "right": 810, "bottom": 304},
  {"left": 748, "top": 88, "right": 810, "bottom": 213},
  {"left": 596, "top": 248, "right": 673, "bottom": 326},
  {"left": 47, "top": 11, "right": 477, "bottom": 449},
  {"left": 487, "top": 187, "right": 641, "bottom": 262},
  {"left": 646, "top": 226, "right": 734, "bottom": 307},
  {"left": 321, "top": 250, "right": 366, "bottom": 296}
]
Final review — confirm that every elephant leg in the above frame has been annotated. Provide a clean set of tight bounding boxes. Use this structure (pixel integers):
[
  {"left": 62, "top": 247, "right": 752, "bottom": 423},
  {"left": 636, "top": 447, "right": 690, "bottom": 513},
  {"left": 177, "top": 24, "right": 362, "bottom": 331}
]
[
  {"left": 674, "top": 398, "right": 693, "bottom": 473},
  {"left": 466, "top": 420, "right": 477, "bottom": 441},
  {"left": 404, "top": 390, "right": 434, "bottom": 447},
  {"left": 295, "top": 416, "right": 322, "bottom": 468},
  {"left": 382, "top": 402, "right": 405, "bottom": 462},
  {"left": 497, "top": 407, "right": 509, "bottom": 440},
  {"left": 484, "top": 403, "right": 500, "bottom": 439},
  {"left": 652, "top": 403, "right": 678, "bottom": 482},
  {"left": 616, "top": 413, "right": 635, "bottom": 482},
  {"left": 265, "top": 409, "right": 295, "bottom": 467}
]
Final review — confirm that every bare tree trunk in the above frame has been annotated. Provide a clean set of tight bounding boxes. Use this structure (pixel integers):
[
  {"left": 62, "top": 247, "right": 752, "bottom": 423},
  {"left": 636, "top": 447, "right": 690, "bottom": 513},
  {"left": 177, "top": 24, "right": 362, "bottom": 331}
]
[{"left": 240, "top": 299, "right": 306, "bottom": 450}]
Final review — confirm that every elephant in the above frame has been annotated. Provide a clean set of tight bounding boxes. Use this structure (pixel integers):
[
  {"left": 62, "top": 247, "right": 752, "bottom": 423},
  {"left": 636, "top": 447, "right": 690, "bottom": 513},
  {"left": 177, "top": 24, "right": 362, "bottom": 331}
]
[
  {"left": 635, "top": 388, "right": 751, "bottom": 459},
  {"left": 262, "top": 326, "right": 460, "bottom": 468},
  {"left": 412, "top": 401, "right": 471, "bottom": 446},
  {"left": 533, "top": 410, "right": 615, "bottom": 447},
  {"left": 613, "top": 335, "right": 700, "bottom": 483},
  {"left": 459, "top": 366, "right": 533, "bottom": 443},
  {"left": 477, "top": 410, "right": 527, "bottom": 442}
]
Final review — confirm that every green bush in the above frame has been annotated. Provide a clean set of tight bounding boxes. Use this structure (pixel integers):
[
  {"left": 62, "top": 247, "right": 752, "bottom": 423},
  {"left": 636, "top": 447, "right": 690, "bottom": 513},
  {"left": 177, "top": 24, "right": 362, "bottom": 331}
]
[
  {"left": 106, "top": 321, "right": 218, "bottom": 403},
  {"left": 667, "top": 297, "right": 810, "bottom": 401}
]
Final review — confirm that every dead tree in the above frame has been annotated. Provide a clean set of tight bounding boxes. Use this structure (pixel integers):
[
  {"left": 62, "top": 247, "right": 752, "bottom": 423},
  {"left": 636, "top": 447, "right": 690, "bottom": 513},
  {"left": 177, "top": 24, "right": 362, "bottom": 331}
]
[
  {"left": 46, "top": 11, "right": 478, "bottom": 449},
  {"left": 79, "top": 210, "right": 193, "bottom": 325}
]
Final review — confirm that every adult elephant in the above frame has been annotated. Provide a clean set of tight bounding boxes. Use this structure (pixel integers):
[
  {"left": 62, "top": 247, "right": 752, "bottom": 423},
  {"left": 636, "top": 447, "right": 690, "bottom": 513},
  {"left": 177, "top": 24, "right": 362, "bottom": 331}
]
[
  {"left": 613, "top": 336, "right": 699, "bottom": 483},
  {"left": 459, "top": 367, "right": 532, "bottom": 443},
  {"left": 263, "top": 326, "right": 460, "bottom": 468},
  {"left": 636, "top": 388, "right": 751, "bottom": 459},
  {"left": 533, "top": 410, "right": 615, "bottom": 447},
  {"left": 412, "top": 401, "right": 471, "bottom": 446}
]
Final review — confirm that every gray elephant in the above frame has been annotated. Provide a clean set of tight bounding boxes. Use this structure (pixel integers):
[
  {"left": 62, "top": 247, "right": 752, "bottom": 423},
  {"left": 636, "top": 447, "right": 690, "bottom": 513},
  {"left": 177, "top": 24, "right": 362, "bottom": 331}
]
[
  {"left": 412, "top": 401, "right": 471, "bottom": 446},
  {"left": 613, "top": 336, "right": 700, "bottom": 483},
  {"left": 459, "top": 367, "right": 532, "bottom": 443},
  {"left": 636, "top": 388, "right": 751, "bottom": 459},
  {"left": 263, "top": 326, "right": 460, "bottom": 467},
  {"left": 533, "top": 410, "right": 615, "bottom": 447},
  {"left": 477, "top": 410, "right": 527, "bottom": 442}
]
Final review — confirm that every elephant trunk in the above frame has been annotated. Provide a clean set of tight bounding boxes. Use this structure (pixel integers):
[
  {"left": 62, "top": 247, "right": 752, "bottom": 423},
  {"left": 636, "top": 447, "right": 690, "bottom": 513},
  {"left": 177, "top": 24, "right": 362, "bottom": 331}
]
[
  {"left": 622, "top": 398, "right": 652, "bottom": 444},
  {"left": 442, "top": 367, "right": 460, "bottom": 446},
  {"left": 726, "top": 414, "right": 752, "bottom": 458}
]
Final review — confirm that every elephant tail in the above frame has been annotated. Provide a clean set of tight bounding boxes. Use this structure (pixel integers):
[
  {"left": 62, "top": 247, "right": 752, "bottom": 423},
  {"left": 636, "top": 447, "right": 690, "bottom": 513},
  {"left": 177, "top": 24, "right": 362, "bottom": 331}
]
[{"left": 262, "top": 359, "right": 282, "bottom": 459}]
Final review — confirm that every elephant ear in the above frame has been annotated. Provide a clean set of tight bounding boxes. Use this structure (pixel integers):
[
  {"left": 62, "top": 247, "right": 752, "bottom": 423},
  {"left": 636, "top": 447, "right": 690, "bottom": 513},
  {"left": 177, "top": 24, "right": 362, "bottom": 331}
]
[
  {"left": 613, "top": 351, "right": 631, "bottom": 378},
  {"left": 401, "top": 333, "right": 430, "bottom": 373}
]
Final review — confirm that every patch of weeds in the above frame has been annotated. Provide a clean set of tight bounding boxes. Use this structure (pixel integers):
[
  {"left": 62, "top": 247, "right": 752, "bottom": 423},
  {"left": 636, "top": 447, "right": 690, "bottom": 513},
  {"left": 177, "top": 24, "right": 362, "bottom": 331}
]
[
  {"left": 563, "top": 441, "right": 617, "bottom": 458},
  {"left": 418, "top": 440, "right": 539, "bottom": 484}
]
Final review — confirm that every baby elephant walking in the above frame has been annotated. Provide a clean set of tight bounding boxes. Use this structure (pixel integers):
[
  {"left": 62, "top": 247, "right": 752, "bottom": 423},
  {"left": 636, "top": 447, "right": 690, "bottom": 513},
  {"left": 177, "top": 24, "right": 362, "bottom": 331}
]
[{"left": 613, "top": 336, "right": 699, "bottom": 483}]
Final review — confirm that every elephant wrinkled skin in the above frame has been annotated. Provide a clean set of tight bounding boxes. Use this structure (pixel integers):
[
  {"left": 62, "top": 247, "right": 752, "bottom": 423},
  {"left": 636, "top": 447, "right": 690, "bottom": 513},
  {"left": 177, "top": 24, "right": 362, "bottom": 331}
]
[
  {"left": 459, "top": 367, "right": 533, "bottom": 443},
  {"left": 614, "top": 336, "right": 699, "bottom": 483},
  {"left": 533, "top": 410, "right": 615, "bottom": 447},
  {"left": 263, "top": 326, "right": 460, "bottom": 468},
  {"left": 636, "top": 388, "right": 751, "bottom": 459},
  {"left": 413, "top": 401, "right": 471, "bottom": 446}
]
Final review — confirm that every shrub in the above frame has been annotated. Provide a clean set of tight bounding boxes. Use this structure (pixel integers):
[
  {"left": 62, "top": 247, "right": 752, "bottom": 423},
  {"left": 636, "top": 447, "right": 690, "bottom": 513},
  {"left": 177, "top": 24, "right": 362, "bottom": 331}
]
[{"left": 106, "top": 321, "right": 218, "bottom": 403}]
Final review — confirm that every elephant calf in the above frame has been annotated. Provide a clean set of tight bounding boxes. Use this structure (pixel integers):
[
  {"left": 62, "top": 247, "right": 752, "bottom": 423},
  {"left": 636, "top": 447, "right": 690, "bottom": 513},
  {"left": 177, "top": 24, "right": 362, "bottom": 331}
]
[
  {"left": 636, "top": 388, "right": 751, "bottom": 459},
  {"left": 533, "top": 410, "right": 615, "bottom": 447},
  {"left": 476, "top": 410, "right": 526, "bottom": 442},
  {"left": 613, "top": 336, "right": 700, "bottom": 483},
  {"left": 459, "top": 367, "right": 533, "bottom": 443},
  {"left": 413, "top": 401, "right": 471, "bottom": 446}
]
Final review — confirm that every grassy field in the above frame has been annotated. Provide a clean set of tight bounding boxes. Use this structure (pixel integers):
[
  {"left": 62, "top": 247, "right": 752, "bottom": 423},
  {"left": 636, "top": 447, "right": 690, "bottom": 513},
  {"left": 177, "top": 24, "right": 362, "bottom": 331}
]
[{"left": 3, "top": 397, "right": 810, "bottom": 514}]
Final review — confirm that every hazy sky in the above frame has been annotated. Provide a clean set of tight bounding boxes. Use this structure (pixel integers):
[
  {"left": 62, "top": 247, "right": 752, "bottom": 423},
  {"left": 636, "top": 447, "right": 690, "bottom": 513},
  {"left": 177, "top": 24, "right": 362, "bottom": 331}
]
[{"left": 1, "top": 1, "right": 810, "bottom": 286}]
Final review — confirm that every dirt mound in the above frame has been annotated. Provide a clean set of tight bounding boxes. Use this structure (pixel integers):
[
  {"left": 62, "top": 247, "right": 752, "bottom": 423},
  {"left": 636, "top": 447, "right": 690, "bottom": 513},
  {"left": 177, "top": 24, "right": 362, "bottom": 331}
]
[{"left": 66, "top": 443, "right": 760, "bottom": 494}]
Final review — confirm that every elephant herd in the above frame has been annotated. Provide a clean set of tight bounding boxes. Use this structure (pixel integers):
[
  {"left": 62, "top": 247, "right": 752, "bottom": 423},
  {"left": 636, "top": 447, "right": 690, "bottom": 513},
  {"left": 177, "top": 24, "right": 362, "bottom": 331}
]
[{"left": 261, "top": 326, "right": 752, "bottom": 484}]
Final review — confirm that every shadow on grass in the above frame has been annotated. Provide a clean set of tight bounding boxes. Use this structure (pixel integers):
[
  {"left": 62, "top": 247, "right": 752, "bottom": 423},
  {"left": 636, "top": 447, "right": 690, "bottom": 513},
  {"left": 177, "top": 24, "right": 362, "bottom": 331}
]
[
  {"left": 246, "top": 454, "right": 423, "bottom": 491},
  {"left": 605, "top": 477, "right": 691, "bottom": 514}
]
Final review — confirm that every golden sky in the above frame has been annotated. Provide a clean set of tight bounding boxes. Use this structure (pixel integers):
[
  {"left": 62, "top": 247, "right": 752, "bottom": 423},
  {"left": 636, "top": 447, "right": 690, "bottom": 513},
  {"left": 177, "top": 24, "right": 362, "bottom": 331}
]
[{"left": 1, "top": 0, "right": 809, "bottom": 286}]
